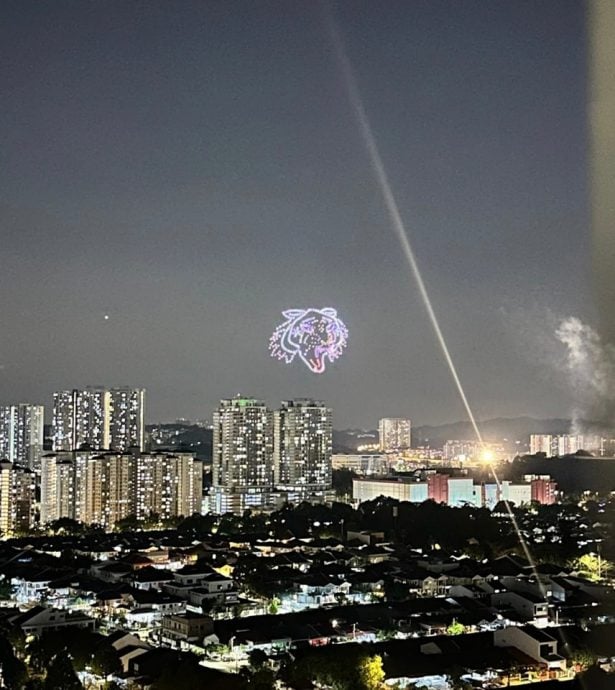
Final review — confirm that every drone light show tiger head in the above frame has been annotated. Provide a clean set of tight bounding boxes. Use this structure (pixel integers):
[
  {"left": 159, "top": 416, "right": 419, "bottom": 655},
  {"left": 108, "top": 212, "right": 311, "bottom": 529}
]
[{"left": 269, "top": 308, "right": 349, "bottom": 374}]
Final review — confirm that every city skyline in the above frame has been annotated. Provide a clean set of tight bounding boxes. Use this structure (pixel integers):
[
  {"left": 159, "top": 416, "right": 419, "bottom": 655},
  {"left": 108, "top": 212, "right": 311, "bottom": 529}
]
[
  {"left": 0, "top": 1, "right": 588, "bottom": 428},
  {"left": 1, "top": 3, "right": 613, "bottom": 688},
  {"left": 0, "top": 384, "right": 591, "bottom": 432}
]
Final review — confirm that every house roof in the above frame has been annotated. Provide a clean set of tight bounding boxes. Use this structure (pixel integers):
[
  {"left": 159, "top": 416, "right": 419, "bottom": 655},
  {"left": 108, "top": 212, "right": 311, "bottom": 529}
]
[{"left": 132, "top": 566, "right": 174, "bottom": 583}]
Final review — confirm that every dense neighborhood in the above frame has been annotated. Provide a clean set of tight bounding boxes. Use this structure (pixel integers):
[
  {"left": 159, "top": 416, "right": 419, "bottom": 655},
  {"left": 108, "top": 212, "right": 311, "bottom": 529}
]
[{"left": 0, "top": 497, "right": 614, "bottom": 689}]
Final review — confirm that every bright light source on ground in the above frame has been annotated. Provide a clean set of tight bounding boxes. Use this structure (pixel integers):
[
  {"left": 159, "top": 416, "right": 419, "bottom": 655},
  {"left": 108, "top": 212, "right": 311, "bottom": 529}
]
[{"left": 481, "top": 449, "right": 495, "bottom": 464}]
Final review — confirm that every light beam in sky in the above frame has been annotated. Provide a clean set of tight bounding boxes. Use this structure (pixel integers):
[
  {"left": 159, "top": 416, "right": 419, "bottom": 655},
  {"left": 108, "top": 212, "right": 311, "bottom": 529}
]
[
  {"left": 324, "top": 8, "right": 545, "bottom": 596},
  {"left": 325, "top": 12, "right": 482, "bottom": 442}
]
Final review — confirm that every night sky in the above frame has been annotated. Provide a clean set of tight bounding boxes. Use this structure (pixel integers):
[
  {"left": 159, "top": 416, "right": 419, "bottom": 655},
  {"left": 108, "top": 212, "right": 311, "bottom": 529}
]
[{"left": 1, "top": 1, "right": 588, "bottom": 428}]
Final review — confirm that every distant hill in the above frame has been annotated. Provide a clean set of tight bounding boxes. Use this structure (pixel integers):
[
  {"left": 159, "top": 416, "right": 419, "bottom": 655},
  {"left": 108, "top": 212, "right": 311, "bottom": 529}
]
[
  {"left": 333, "top": 417, "right": 573, "bottom": 452},
  {"left": 145, "top": 424, "right": 212, "bottom": 461},
  {"left": 332, "top": 428, "right": 379, "bottom": 453},
  {"left": 414, "top": 417, "right": 572, "bottom": 447},
  {"left": 147, "top": 416, "right": 578, "bottom": 457}
]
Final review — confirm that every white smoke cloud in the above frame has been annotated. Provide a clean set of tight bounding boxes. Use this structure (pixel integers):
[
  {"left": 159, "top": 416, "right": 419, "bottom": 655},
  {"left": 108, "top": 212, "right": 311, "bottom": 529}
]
[{"left": 555, "top": 316, "right": 615, "bottom": 433}]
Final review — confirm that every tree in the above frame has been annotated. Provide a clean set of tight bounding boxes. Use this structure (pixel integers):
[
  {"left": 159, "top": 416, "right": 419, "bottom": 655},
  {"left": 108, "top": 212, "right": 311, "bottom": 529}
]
[
  {"left": 356, "top": 655, "right": 385, "bottom": 690},
  {"left": 27, "top": 633, "right": 65, "bottom": 674},
  {"left": 248, "top": 649, "right": 268, "bottom": 670},
  {"left": 176, "top": 513, "right": 216, "bottom": 537},
  {"left": 204, "top": 643, "right": 229, "bottom": 657},
  {"left": 571, "top": 553, "right": 613, "bottom": 581},
  {"left": 569, "top": 646, "right": 598, "bottom": 670},
  {"left": 447, "top": 666, "right": 472, "bottom": 690},
  {"left": 114, "top": 514, "right": 139, "bottom": 532},
  {"left": 449, "top": 679, "right": 473, "bottom": 690},
  {"left": 91, "top": 644, "right": 121, "bottom": 676},
  {"left": 3, "top": 625, "right": 26, "bottom": 655},
  {"left": 47, "top": 518, "right": 85, "bottom": 535},
  {"left": 24, "top": 680, "right": 44, "bottom": 690},
  {"left": 245, "top": 667, "right": 276, "bottom": 689},
  {"left": 332, "top": 469, "right": 357, "bottom": 499},
  {"left": 291, "top": 651, "right": 385, "bottom": 690},
  {"left": 143, "top": 512, "right": 161, "bottom": 529},
  {"left": 0, "top": 577, "right": 14, "bottom": 600},
  {"left": 0, "top": 635, "right": 29, "bottom": 689},
  {"left": 446, "top": 619, "right": 466, "bottom": 635},
  {"left": 334, "top": 592, "right": 348, "bottom": 606},
  {"left": 44, "top": 655, "right": 83, "bottom": 690},
  {"left": 151, "top": 656, "right": 210, "bottom": 690},
  {"left": 267, "top": 597, "right": 280, "bottom": 615},
  {"left": 383, "top": 579, "right": 409, "bottom": 602}
]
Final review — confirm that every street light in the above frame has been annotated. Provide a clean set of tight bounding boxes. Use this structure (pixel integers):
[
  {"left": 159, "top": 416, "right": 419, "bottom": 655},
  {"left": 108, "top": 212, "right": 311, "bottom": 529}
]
[{"left": 229, "top": 636, "right": 238, "bottom": 672}]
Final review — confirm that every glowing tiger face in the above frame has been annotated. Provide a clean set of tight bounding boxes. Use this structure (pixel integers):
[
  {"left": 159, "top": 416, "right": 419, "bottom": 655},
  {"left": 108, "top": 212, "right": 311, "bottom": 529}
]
[{"left": 269, "top": 308, "right": 349, "bottom": 373}]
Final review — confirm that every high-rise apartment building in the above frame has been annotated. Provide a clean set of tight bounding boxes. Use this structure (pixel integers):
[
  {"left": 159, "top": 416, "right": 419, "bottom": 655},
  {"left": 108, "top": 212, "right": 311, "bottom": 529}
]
[
  {"left": 109, "top": 388, "right": 145, "bottom": 451},
  {"left": 273, "top": 399, "right": 332, "bottom": 502},
  {"left": 0, "top": 461, "right": 35, "bottom": 534},
  {"left": 40, "top": 450, "right": 202, "bottom": 528},
  {"left": 0, "top": 404, "right": 44, "bottom": 471},
  {"left": 530, "top": 434, "right": 553, "bottom": 456},
  {"left": 52, "top": 391, "right": 76, "bottom": 451},
  {"left": 211, "top": 397, "right": 273, "bottom": 513},
  {"left": 40, "top": 454, "right": 75, "bottom": 525},
  {"left": 379, "top": 418, "right": 412, "bottom": 452},
  {"left": 134, "top": 452, "right": 202, "bottom": 521},
  {"left": 52, "top": 387, "right": 144, "bottom": 452},
  {"left": 52, "top": 388, "right": 110, "bottom": 451},
  {"left": 332, "top": 454, "right": 390, "bottom": 475},
  {"left": 442, "top": 440, "right": 491, "bottom": 462},
  {"left": 529, "top": 434, "right": 584, "bottom": 458},
  {"left": 556, "top": 434, "right": 584, "bottom": 456},
  {"left": 41, "top": 450, "right": 133, "bottom": 527}
]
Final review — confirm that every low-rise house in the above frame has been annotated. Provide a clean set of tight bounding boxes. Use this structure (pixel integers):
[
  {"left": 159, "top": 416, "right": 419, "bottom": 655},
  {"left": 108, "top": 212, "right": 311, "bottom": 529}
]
[
  {"left": 108, "top": 631, "right": 149, "bottom": 649},
  {"left": 268, "top": 552, "right": 311, "bottom": 572},
  {"left": 420, "top": 574, "right": 450, "bottom": 597},
  {"left": 448, "top": 584, "right": 489, "bottom": 600},
  {"left": 96, "top": 587, "right": 131, "bottom": 615},
  {"left": 124, "top": 589, "right": 186, "bottom": 618},
  {"left": 91, "top": 562, "right": 133, "bottom": 584},
  {"left": 108, "top": 631, "right": 151, "bottom": 674},
  {"left": 173, "top": 563, "right": 217, "bottom": 586},
  {"left": 164, "top": 569, "right": 237, "bottom": 605},
  {"left": 130, "top": 566, "right": 175, "bottom": 591},
  {"left": 294, "top": 574, "right": 351, "bottom": 607},
  {"left": 491, "top": 590, "right": 549, "bottom": 626},
  {"left": 346, "top": 530, "right": 385, "bottom": 546},
  {"left": 11, "top": 572, "right": 54, "bottom": 604},
  {"left": 121, "top": 553, "right": 154, "bottom": 570},
  {"left": 562, "top": 575, "right": 612, "bottom": 601},
  {"left": 46, "top": 579, "right": 100, "bottom": 610},
  {"left": 126, "top": 607, "right": 159, "bottom": 627},
  {"left": 351, "top": 543, "right": 397, "bottom": 565},
  {"left": 494, "top": 626, "right": 566, "bottom": 671},
  {"left": 9, "top": 605, "right": 95, "bottom": 636},
  {"left": 183, "top": 585, "right": 239, "bottom": 609},
  {"left": 161, "top": 611, "right": 214, "bottom": 646}
]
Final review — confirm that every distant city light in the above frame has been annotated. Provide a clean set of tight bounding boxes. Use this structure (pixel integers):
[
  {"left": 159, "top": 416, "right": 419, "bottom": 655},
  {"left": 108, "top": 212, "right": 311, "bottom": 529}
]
[{"left": 269, "top": 308, "right": 348, "bottom": 374}]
